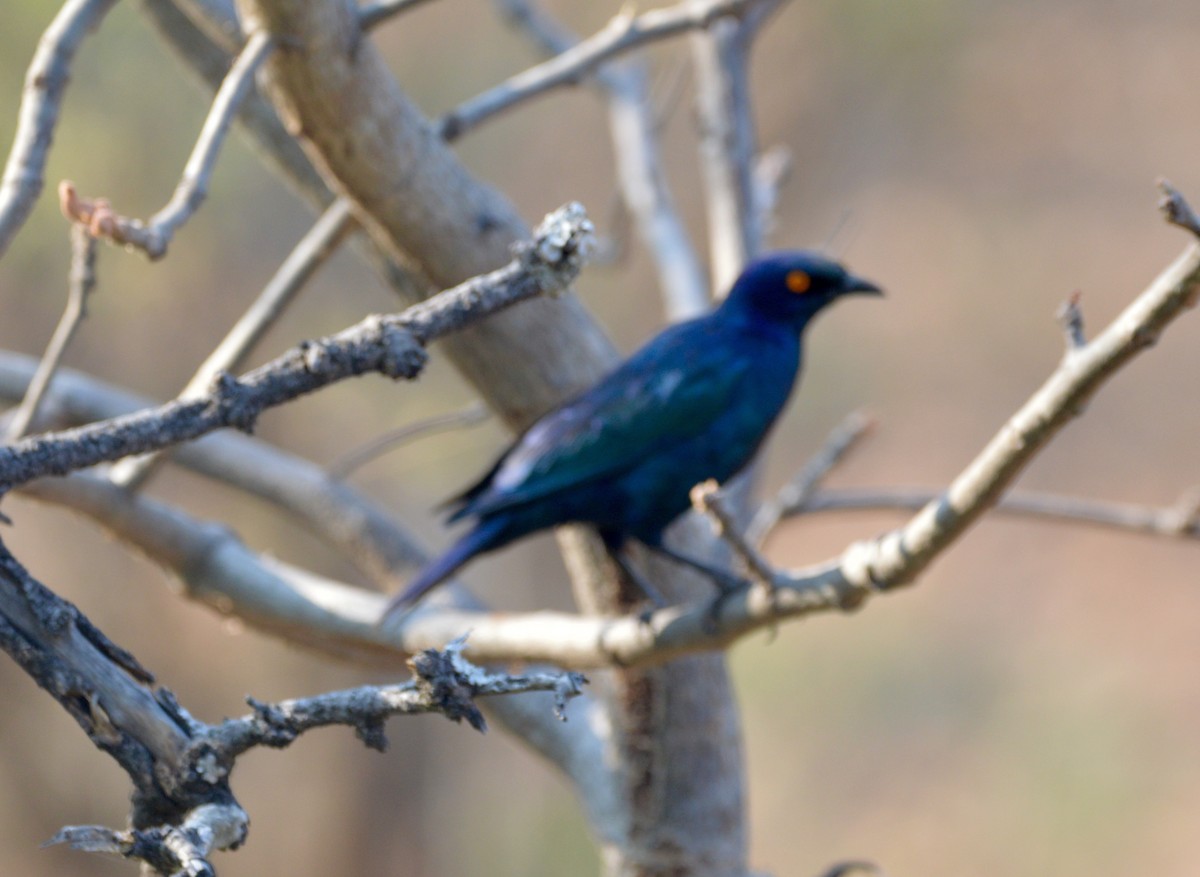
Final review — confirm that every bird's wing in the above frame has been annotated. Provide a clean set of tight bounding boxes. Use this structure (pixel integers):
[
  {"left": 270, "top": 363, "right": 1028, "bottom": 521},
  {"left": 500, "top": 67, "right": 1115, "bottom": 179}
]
[{"left": 454, "top": 322, "right": 750, "bottom": 519}]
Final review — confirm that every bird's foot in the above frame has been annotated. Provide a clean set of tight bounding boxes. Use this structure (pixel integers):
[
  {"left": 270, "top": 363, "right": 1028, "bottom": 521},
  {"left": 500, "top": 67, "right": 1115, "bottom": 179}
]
[{"left": 702, "top": 576, "right": 750, "bottom": 634}]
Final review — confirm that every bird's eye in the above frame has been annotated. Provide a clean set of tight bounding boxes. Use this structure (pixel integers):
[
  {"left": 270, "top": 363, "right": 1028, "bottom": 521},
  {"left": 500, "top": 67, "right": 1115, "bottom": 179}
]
[{"left": 785, "top": 270, "right": 811, "bottom": 294}]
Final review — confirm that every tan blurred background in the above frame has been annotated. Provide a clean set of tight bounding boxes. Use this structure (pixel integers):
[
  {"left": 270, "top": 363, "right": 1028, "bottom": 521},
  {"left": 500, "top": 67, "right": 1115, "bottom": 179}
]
[{"left": 2, "top": 1, "right": 1200, "bottom": 875}]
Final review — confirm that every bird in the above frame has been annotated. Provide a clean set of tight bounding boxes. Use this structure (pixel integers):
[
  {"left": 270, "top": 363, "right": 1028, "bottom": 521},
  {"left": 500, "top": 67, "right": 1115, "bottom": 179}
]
[{"left": 380, "top": 250, "right": 881, "bottom": 620}]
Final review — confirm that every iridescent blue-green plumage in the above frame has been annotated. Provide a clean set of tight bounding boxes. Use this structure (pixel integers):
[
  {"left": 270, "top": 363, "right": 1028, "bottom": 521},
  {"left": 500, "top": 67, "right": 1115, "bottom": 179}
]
[{"left": 382, "top": 251, "right": 881, "bottom": 617}]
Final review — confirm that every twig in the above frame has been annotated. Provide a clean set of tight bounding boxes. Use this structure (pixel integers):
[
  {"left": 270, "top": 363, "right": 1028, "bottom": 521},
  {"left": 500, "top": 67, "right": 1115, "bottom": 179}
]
[
  {"left": 780, "top": 486, "right": 1200, "bottom": 541},
  {"left": 691, "top": 480, "right": 777, "bottom": 588},
  {"left": 359, "top": 0, "right": 438, "bottom": 30},
  {"left": 0, "top": 203, "right": 594, "bottom": 495},
  {"left": 497, "top": 0, "right": 709, "bottom": 317},
  {"left": 328, "top": 402, "right": 490, "bottom": 478},
  {"left": 690, "top": 11, "right": 761, "bottom": 289},
  {"left": 1159, "top": 178, "right": 1200, "bottom": 238},
  {"left": 0, "top": 0, "right": 120, "bottom": 258},
  {"left": 746, "top": 410, "right": 875, "bottom": 546},
  {"left": 141, "top": 0, "right": 333, "bottom": 205},
  {"left": 109, "top": 197, "right": 357, "bottom": 488},
  {"left": 58, "top": 30, "right": 275, "bottom": 259},
  {"left": 0, "top": 351, "right": 430, "bottom": 591},
  {"left": 4, "top": 224, "right": 98, "bottom": 441},
  {"left": 211, "top": 636, "right": 586, "bottom": 752},
  {"left": 439, "top": 0, "right": 757, "bottom": 141},
  {"left": 47, "top": 804, "right": 246, "bottom": 877},
  {"left": 752, "top": 144, "right": 793, "bottom": 243},
  {"left": 608, "top": 63, "right": 711, "bottom": 318}
]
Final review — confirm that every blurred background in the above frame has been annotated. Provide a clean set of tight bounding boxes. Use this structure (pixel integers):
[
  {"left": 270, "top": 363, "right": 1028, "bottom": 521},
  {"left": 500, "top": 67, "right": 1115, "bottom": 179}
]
[{"left": 2, "top": 0, "right": 1199, "bottom": 874}]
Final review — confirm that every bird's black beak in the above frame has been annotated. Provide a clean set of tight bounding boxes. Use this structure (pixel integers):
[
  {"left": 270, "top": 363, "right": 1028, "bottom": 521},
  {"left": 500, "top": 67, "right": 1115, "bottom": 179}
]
[{"left": 842, "top": 273, "right": 884, "bottom": 296}]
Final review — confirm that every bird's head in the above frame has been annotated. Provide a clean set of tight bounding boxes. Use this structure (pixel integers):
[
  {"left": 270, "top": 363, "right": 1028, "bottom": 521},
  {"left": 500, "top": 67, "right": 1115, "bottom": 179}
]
[{"left": 723, "top": 251, "right": 882, "bottom": 329}]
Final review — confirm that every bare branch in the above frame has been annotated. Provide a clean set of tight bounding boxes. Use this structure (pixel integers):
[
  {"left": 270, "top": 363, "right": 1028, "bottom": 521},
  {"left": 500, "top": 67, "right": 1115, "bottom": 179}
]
[
  {"left": 0, "top": 203, "right": 595, "bottom": 495},
  {"left": 328, "top": 402, "right": 489, "bottom": 478},
  {"left": 690, "top": 12, "right": 762, "bottom": 288},
  {"left": 48, "top": 803, "right": 246, "bottom": 877},
  {"left": 1159, "top": 177, "right": 1200, "bottom": 238},
  {"left": 499, "top": 0, "right": 709, "bottom": 318},
  {"left": 440, "top": 0, "right": 759, "bottom": 141},
  {"left": 212, "top": 636, "right": 586, "bottom": 753},
  {"left": 0, "top": 352, "right": 429, "bottom": 591},
  {"left": 0, "top": 536, "right": 210, "bottom": 830},
  {"left": 785, "top": 486, "right": 1200, "bottom": 542},
  {"left": 691, "top": 480, "right": 776, "bottom": 588},
  {"left": 168, "top": 0, "right": 243, "bottom": 53},
  {"left": 141, "top": 0, "right": 333, "bottom": 207},
  {"left": 0, "top": 0, "right": 120, "bottom": 258},
  {"left": 4, "top": 223, "right": 97, "bottom": 441},
  {"left": 752, "top": 144, "right": 793, "bottom": 243},
  {"left": 109, "top": 197, "right": 356, "bottom": 488},
  {"left": 359, "top": 0, "right": 437, "bottom": 30},
  {"left": 746, "top": 410, "right": 875, "bottom": 546},
  {"left": 58, "top": 30, "right": 275, "bottom": 259}
]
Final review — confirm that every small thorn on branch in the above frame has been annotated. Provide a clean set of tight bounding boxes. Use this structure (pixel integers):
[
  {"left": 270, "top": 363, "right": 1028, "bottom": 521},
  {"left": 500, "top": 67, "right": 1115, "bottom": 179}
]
[
  {"left": 1057, "top": 289, "right": 1087, "bottom": 351},
  {"left": 1158, "top": 178, "right": 1200, "bottom": 238}
]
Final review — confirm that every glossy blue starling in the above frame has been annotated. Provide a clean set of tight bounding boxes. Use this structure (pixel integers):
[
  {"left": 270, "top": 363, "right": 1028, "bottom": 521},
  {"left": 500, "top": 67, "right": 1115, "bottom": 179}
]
[{"left": 381, "top": 251, "right": 881, "bottom": 619}]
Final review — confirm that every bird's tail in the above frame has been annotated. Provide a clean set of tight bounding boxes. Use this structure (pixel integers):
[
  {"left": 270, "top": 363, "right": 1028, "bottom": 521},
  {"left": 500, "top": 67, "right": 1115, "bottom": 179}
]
[{"left": 378, "top": 518, "right": 508, "bottom": 623}]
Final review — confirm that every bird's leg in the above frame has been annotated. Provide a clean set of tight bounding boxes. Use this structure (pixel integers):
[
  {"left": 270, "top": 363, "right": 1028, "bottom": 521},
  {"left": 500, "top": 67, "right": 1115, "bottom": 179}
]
[
  {"left": 641, "top": 541, "right": 749, "bottom": 631},
  {"left": 641, "top": 542, "right": 747, "bottom": 594},
  {"left": 609, "top": 551, "right": 668, "bottom": 610},
  {"left": 600, "top": 533, "right": 667, "bottom": 622}
]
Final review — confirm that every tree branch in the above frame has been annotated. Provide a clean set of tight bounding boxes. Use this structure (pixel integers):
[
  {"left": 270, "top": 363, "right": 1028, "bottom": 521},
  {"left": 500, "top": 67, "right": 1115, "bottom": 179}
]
[
  {"left": 746, "top": 410, "right": 875, "bottom": 546},
  {"left": 4, "top": 223, "right": 98, "bottom": 441},
  {"left": 358, "top": 0, "right": 438, "bottom": 31},
  {"left": 212, "top": 636, "right": 586, "bottom": 753},
  {"left": 690, "top": 2, "right": 784, "bottom": 290},
  {"left": 440, "top": 0, "right": 759, "bottom": 141},
  {"left": 108, "top": 197, "right": 357, "bottom": 488},
  {"left": 0, "top": 203, "right": 595, "bottom": 496},
  {"left": 0, "top": 352, "right": 429, "bottom": 591},
  {"left": 141, "top": 0, "right": 334, "bottom": 207},
  {"left": 328, "top": 402, "right": 489, "bottom": 478},
  {"left": 58, "top": 30, "right": 275, "bottom": 259},
  {"left": 0, "top": 0, "right": 121, "bottom": 258},
  {"left": 785, "top": 486, "right": 1200, "bottom": 542},
  {"left": 497, "top": 0, "right": 710, "bottom": 319}
]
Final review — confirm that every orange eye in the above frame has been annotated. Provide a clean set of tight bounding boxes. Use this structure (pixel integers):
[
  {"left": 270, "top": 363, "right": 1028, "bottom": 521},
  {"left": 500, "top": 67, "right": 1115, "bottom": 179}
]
[{"left": 785, "top": 270, "right": 811, "bottom": 294}]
